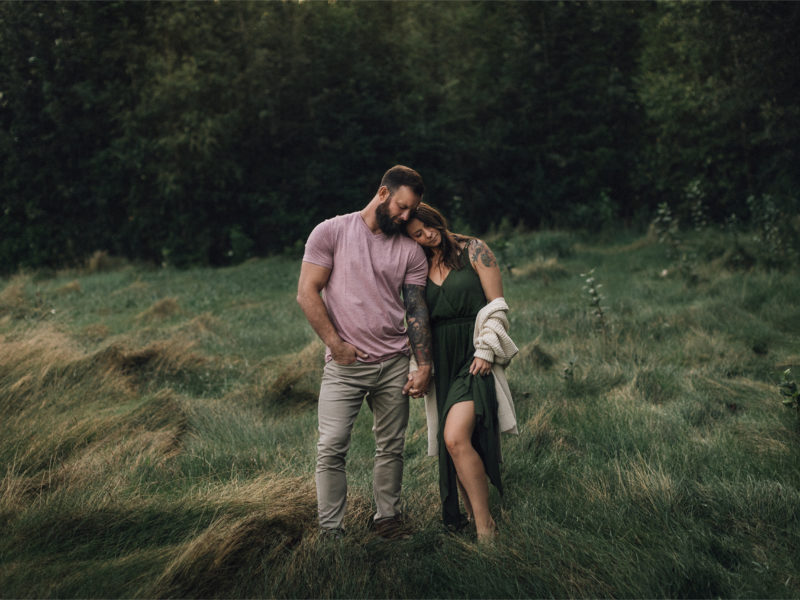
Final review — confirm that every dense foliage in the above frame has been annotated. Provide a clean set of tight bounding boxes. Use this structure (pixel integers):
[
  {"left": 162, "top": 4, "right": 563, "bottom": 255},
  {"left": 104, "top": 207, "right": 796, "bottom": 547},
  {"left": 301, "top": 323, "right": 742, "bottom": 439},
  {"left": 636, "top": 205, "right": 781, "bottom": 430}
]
[{"left": 1, "top": 1, "right": 798, "bottom": 270}]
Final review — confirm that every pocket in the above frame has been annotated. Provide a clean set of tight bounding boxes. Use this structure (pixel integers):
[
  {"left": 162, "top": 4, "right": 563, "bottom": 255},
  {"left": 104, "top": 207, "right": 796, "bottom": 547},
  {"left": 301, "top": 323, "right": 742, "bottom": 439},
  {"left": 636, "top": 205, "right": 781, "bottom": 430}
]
[
  {"left": 324, "top": 359, "right": 360, "bottom": 377},
  {"left": 331, "top": 358, "right": 358, "bottom": 367},
  {"left": 323, "top": 358, "right": 373, "bottom": 388}
]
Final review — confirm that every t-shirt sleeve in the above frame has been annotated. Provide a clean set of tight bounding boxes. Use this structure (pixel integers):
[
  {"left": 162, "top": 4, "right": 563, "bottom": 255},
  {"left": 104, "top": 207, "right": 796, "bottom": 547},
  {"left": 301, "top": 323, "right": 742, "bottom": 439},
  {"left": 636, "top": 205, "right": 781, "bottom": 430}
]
[
  {"left": 404, "top": 245, "right": 428, "bottom": 286},
  {"left": 302, "top": 219, "right": 335, "bottom": 269}
]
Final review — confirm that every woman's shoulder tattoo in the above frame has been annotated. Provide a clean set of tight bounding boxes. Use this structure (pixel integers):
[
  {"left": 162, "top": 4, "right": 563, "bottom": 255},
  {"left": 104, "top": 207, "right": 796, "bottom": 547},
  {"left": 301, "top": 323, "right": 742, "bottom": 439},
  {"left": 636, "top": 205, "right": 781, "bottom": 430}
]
[{"left": 468, "top": 238, "right": 497, "bottom": 268}]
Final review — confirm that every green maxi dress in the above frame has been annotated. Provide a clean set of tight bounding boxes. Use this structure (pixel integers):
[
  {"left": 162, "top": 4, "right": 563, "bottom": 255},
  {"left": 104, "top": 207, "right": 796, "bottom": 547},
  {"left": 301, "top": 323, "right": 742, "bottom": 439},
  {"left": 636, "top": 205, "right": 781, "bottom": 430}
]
[{"left": 426, "top": 250, "right": 502, "bottom": 527}]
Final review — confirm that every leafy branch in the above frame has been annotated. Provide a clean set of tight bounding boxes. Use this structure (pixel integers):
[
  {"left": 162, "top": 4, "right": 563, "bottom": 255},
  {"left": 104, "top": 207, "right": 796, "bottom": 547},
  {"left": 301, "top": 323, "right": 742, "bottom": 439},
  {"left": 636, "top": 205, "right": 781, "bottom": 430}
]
[
  {"left": 581, "top": 268, "right": 608, "bottom": 339},
  {"left": 779, "top": 368, "right": 800, "bottom": 416}
]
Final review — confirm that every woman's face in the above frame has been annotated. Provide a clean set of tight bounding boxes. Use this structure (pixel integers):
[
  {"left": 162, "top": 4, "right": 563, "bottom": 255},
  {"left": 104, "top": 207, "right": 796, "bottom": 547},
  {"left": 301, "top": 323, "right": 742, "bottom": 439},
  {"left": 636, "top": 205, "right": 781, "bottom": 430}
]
[{"left": 406, "top": 217, "right": 441, "bottom": 248}]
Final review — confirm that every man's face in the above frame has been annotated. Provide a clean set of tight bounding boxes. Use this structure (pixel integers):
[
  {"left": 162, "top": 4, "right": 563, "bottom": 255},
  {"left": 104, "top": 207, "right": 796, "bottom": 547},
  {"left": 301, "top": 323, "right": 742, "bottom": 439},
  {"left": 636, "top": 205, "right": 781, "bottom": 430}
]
[{"left": 376, "top": 185, "right": 421, "bottom": 235}]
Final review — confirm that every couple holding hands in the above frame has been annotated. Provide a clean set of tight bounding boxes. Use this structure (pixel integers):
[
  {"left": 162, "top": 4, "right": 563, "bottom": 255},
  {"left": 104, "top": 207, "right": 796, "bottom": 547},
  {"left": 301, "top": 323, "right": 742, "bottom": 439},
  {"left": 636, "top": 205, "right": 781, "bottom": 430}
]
[{"left": 297, "top": 165, "right": 518, "bottom": 543}]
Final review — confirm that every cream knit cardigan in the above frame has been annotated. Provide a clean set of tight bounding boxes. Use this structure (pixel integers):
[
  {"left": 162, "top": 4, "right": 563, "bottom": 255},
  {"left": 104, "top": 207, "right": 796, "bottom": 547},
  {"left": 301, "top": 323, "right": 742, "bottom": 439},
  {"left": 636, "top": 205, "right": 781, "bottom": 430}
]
[{"left": 411, "top": 297, "right": 519, "bottom": 457}]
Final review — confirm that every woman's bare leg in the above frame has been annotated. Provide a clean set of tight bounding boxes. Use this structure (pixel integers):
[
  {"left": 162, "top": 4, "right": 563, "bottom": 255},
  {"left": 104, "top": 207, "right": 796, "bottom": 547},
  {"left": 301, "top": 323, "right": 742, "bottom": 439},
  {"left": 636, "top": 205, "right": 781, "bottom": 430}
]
[
  {"left": 457, "top": 477, "right": 474, "bottom": 523},
  {"left": 443, "top": 401, "right": 496, "bottom": 540}
]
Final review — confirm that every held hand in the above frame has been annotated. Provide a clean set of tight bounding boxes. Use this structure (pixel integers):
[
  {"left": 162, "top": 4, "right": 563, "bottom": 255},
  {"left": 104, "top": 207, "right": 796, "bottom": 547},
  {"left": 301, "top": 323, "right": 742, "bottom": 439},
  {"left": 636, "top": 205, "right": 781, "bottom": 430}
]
[
  {"left": 402, "top": 373, "right": 416, "bottom": 397},
  {"left": 403, "top": 364, "right": 431, "bottom": 397},
  {"left": 330, "top": 340, "right": 369, "bottom": 365},
  {"left": 469, "top": 356, "right": 492, "bottom": 376}
]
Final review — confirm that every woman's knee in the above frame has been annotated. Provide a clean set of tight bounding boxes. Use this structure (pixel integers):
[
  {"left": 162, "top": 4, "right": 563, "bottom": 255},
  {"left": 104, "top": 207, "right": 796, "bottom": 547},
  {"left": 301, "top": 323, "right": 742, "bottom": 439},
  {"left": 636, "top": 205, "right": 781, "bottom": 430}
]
[
  {"left": 443, "top": 402, "right": 474, "bottom": 457},
  {"left": 443, "top": 429, "right": 469, "bottom": 458}
]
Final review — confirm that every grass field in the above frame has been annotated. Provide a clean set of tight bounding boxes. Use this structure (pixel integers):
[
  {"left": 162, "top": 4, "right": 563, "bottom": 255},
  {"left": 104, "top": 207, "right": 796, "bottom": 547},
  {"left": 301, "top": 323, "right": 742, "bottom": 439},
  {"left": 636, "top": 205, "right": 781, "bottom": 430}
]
[{"left": 1, "top": 228, "right": 799, "bottom": 598}]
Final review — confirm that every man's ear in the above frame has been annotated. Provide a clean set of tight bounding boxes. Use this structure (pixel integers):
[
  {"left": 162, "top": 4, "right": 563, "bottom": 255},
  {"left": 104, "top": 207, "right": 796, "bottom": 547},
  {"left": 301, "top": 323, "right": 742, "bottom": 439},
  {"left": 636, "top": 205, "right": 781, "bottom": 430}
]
[{"left": 378, "top": 185, "right": 390, "bottom": 201}]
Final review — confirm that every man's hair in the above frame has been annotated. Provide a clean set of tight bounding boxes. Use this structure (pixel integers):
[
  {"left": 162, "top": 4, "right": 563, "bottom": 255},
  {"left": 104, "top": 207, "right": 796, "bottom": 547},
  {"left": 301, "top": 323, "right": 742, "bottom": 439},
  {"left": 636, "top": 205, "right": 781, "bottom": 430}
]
[{"left": 380, "top": 165, "right": 425, "bottom": 197}]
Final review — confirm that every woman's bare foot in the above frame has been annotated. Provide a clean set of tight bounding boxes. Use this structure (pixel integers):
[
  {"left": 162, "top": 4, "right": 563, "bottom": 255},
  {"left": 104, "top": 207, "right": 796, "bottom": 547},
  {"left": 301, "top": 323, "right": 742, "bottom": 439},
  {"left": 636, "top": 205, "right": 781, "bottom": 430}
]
[{"left": 476, "top": 518, "right": 497, "bottom": 543}]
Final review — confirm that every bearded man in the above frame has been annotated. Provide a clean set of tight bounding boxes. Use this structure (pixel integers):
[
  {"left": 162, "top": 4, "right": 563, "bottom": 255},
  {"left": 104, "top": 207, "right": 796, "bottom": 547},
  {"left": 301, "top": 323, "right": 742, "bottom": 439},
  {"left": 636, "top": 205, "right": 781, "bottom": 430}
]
[{"left": 297, "top": 165, "right": 433, "bottom": 540}]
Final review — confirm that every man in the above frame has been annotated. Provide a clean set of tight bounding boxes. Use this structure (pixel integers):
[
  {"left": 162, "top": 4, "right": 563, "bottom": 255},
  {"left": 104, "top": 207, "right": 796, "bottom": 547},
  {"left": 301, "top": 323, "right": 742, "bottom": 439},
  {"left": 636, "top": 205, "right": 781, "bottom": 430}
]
[{"left": 296, "top": 165, "right": 433, "bottom": 540}]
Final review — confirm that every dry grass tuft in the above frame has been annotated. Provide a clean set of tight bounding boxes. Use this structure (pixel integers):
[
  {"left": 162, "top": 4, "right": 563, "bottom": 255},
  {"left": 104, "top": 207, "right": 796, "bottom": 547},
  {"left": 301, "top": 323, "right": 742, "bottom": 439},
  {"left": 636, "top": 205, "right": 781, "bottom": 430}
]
[
  {"left": 85, "top": 250, "right": 128, "bottom": 274},
  {"left": 128, "top": 389, "right": 189, "bottom": 457},
  {"left": 614, "top": 455, "right": 680, "bottom": 514},
  {"left": 136, "top": 297, "right": 182, "bottom": 323},
  {"left": 0, "top": 325, "right": 90, "bottom": 408},
  {"left": 57, "top": 428, "right": 184, "bottom": 494},
  {"left": 0, "top": 467, "right": 37, "bottom": 514},
  {"left": 171, "top": 312, "right": 225, "bottom": 342},
  {"left": 511, "top": 256, "right": 569, "bottom": 283},
  {"left": 341, "top": 492, "right": 375, "bottom": 535},
  {"left": 151, "top": 475, "right": 316, "bottom": 598},
  {"left": 776, "top": 355, "right": 800, "bottom": 371},
  {"left": 264, "top": 339, "right": 325, "bottom": 408},
  {"left": 79, "top": 322, "right": 111, "bottom": 343},
  {"left": 580, "top": 472, "right": 613, "bottom": 504},
  {"left": 1, "top": 327, "right": 138, "bottom": 498},
  {"left": 1, "top": 391, "right": 189, "bottom": 509},
  {"left": 632, "top": 367, "right": 678, "bottom": 405},
  {"left": 2, "top": 411, "right": 124, "bottom": 499},
  {"left": 524, "top": 404, "right": 555, "bottom": 438},
  {"left": 55, "top": 280, "right": 82, "bottom": 295},
  {"left": 1, "top": 339, "right": 190, "bottom": 508},
  {"left": 92, "top": 337, "right": 207, "bottom": 385},
  {"left": 0, "top": 274, "right": 33, "bottom": 317},
  {"left": 1, "top": 324, "right": 206, "bottom": 419},
  {"left": 524, "top": 404, "right": 570, "bottom": 455},
  {"left": 518, "top": 340, "right": 557, "bottom": 370},
  {"left": 707, "top": 244, "right": 757, "bottom": 272},
  {"left": 579, "top": 235, "right": 656, "bottom": 255},
  {"left": 111, "top": 279, "right": 150, "bottom": 297},
  {"left": 680, "top": 327, "right": 743, "bottom": 367},
  {"left": 728, "top": 423, "right": 790, "bottom": 457}
]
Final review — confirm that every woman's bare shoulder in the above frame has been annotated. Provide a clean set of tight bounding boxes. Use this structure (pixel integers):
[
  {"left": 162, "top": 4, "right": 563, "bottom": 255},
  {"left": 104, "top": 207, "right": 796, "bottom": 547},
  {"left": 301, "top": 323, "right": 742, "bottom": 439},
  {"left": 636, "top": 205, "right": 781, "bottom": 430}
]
[{"left": 466, "top": 238, "right": 497, "bottom": 268}]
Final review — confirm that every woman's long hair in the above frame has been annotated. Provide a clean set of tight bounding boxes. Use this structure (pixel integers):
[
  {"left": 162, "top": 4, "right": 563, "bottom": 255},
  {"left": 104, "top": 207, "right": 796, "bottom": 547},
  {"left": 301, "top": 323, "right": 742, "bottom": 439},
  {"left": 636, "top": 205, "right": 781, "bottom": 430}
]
[{"left": 410, "top": 202, "right": 474, "bottom": 271}]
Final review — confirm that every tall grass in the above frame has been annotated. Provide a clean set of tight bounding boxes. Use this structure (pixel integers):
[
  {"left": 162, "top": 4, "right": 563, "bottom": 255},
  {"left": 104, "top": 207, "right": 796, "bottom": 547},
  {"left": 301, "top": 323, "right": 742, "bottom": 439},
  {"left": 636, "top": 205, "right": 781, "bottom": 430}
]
[{"left": 1, "top": 233, "right": 798, "bottom": 598}]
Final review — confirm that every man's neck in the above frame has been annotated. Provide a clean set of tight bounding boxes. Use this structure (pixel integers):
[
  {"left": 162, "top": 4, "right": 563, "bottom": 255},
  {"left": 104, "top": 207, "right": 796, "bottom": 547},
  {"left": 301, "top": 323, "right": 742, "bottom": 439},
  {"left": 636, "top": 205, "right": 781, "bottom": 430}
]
[{"left": 360, "top": 195, "right": 382, "bottom": 234}]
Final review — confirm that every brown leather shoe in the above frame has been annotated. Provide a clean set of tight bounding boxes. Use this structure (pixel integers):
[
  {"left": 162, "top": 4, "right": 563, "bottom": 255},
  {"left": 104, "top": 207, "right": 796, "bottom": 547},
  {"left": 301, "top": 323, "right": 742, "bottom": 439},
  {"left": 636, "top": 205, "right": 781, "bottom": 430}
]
[{"left": 373, "top": 515, "right": 413, "bottom": 540}]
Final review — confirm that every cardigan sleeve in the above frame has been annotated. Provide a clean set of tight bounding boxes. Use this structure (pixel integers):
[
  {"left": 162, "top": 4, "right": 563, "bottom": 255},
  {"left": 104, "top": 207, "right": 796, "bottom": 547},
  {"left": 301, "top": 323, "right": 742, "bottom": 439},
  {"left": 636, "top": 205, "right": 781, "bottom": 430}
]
[{"left": 473, "top": 298, "right": 519, "bottom": 365}]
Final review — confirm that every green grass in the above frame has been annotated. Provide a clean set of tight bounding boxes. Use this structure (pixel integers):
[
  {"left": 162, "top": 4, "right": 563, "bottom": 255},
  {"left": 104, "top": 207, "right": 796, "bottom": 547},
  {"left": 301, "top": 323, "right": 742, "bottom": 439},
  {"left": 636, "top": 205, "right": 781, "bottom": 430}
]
[{"left": 1, "top": 229, "right": 799, "bottom": 598}]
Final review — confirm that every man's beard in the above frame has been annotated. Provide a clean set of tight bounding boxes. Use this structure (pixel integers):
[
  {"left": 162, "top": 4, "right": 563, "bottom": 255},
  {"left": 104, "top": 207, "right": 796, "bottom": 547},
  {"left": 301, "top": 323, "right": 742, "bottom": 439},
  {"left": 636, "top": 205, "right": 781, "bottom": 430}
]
[{"left": 376, "top": 198, "right": 403, "bottom": 235}]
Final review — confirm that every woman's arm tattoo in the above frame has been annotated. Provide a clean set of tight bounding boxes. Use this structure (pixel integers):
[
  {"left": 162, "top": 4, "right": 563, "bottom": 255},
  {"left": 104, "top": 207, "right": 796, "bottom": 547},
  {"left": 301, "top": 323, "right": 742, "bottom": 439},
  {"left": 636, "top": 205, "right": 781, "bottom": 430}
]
[
  {"left": 402, "top": 283, "right": 432, "bottom": 365},
  {"left": 468, "top": 239, "right": 498, "bottom": 268}
]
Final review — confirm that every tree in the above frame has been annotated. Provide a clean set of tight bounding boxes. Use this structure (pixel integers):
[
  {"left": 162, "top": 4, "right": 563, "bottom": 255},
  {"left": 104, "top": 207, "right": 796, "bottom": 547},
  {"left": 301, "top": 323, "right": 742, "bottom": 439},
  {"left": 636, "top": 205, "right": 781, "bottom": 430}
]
[{"left": 637, "top": 1, "right": 800, "bottom": 222}]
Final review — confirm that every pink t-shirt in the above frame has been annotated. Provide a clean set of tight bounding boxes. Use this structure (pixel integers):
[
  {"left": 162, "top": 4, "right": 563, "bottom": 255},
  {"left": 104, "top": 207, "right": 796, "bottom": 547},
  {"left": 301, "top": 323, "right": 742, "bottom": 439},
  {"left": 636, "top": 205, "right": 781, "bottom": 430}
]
[{"left": 303, "top": 212, "right": 428, "bottom": 363}]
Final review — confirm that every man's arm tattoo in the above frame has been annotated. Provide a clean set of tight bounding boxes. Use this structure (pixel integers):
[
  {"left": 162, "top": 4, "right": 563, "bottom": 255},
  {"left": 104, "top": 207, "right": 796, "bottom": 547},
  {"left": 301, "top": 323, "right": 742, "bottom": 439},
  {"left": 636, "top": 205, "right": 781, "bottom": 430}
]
[
  {"left": 403, "top": 283, "right": 432, "bottom": 365},
  {"left": 468, "top": 239, "right": 498, "bottom": 268}
]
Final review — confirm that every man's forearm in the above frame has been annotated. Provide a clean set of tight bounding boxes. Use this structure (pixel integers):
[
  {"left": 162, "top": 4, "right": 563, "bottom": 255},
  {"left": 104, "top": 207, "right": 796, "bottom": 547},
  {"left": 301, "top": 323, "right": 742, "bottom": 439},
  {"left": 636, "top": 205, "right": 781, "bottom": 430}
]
[
  {"left": 297, "top": 291, "right": 342, "bottom": 349},
  {"left": 403, "top": 284, "right": 432, "bottom": 367}
]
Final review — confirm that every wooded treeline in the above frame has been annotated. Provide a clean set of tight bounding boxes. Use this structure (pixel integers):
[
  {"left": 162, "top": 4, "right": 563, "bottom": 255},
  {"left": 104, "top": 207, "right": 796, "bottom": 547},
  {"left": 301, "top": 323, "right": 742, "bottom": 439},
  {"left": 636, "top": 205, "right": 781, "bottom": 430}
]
[{"left": 1, "top": 1, "right": 798, "bottom": 270}]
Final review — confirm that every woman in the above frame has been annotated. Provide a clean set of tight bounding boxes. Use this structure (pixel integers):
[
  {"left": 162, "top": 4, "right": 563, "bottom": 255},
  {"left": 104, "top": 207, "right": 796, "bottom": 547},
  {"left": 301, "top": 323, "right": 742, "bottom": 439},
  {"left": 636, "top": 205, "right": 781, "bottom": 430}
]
[{"left": 406, "top": 203, "right": 518, "bottom": 542}]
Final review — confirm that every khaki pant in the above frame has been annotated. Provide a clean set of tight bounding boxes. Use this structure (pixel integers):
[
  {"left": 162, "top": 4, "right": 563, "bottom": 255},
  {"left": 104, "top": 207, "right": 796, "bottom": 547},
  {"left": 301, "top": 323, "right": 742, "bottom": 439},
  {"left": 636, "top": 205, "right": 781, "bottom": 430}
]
[{"left": 316, "top": 354, "right": 410, "bottom": 530}]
